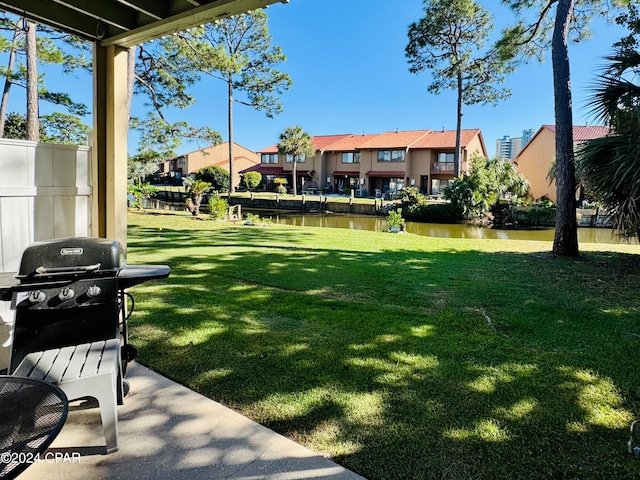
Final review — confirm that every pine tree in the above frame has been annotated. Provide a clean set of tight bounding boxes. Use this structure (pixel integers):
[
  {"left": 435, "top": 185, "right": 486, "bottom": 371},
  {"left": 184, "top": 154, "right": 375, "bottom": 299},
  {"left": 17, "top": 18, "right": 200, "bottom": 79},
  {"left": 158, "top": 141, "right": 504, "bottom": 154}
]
[
  {"left": 497, "top": 0, "right": 629, "bottom": 257},
  {"left": 173, "top": 10, "right": 291, "bottom": 192},
  {"left": 406, "top": 0, "right": 513, "bottom": 177}
]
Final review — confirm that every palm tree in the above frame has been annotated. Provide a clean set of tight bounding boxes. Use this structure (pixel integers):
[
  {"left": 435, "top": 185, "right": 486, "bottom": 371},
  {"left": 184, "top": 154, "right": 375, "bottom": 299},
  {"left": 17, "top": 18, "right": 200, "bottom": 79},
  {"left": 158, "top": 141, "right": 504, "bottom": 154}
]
[
  {"left": 184, "top": 178, "right": 211, "bottom": 217},
  {"left": 576, "top": 49, "right": 640, "bottom": 241},
  {"left": 277, "top": 126, "right": 315, "bottom": 196}
]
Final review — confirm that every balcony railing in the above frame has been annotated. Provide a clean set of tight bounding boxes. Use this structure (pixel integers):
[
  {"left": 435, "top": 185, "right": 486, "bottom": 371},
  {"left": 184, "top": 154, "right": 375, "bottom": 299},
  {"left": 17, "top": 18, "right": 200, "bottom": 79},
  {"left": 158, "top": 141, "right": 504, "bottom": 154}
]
[{"left": 431, "top": 162, "right": 455, "bottom": 173}]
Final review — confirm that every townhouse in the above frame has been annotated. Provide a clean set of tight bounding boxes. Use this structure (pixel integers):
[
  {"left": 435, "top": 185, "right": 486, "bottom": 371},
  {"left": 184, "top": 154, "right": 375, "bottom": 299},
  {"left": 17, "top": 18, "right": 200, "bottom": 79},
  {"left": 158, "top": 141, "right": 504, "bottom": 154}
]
[
  {"left": 247, "top": 128, "right": 487, "bottom": 196},
  {"left": 515, "top": 125, "right": 611, "bottom": 202},
  {"left": 158, "top": 141, "right": 259, "bottom": 187}
]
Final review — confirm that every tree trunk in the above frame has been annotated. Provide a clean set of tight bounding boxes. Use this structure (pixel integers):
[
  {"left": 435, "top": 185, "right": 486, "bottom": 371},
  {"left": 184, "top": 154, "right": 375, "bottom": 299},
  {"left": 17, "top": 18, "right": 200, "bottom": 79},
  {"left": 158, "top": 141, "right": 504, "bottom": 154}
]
[
  {"left": 551, "top": 0, "right": 579, "bottom": 257},
  {"left": 0, "top": 21, "right": 22, "bottom": 137},
  {"left": 454, "top": 70, "right": 463, "bottom": 178},
  {"left": 293, "top": 156, "right": 298, "bottom": 196},
  {"left": 228, "top": 80, "right": 235, "bottom": 194},
  {"left": 25, "top": 20, "right": 39, "bottom": 142}
]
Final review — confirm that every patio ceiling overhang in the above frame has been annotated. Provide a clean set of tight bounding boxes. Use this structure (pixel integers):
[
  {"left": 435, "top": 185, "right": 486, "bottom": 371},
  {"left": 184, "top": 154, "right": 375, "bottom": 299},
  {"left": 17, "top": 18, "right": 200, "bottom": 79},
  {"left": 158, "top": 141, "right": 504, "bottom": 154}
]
[
  {"left": 365, "top": 171, "right": 406, "bottom": 178},
  {"left": 0, "top": 0, "right": 290, "bottom": 47}
]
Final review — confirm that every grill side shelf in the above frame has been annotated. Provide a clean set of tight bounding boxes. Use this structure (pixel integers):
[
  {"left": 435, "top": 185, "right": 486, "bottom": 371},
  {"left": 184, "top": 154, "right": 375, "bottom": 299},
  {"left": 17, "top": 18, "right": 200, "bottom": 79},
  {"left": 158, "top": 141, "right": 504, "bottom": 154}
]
[{"left": 117, "top": 265, "right": 170, "bottom": 289}]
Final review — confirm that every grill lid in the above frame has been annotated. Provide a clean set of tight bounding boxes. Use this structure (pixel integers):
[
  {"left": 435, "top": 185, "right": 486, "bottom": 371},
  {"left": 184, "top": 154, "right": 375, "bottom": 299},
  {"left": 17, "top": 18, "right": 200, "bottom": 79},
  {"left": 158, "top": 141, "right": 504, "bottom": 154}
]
[{"left": 17, "top": 237, "right": 125, "bottom": 279}]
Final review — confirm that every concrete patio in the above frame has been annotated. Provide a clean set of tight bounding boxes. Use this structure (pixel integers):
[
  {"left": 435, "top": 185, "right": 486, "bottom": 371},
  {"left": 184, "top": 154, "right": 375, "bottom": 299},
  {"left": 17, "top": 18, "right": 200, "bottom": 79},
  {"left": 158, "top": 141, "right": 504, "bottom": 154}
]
[{"left": 18, "top": 362, "right": 366, "bottom": 480}]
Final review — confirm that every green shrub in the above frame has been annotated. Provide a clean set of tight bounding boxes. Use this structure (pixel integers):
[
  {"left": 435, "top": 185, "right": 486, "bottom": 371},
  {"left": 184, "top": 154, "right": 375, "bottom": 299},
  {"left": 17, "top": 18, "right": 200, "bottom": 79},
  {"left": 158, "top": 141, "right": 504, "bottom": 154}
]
[
  {"left": 404, "top": 203, "right": 463, "bottom": 223},
  {"left": 397, "top": 187, "right": 427, "bottom": 208},
  {"left": 275, "top": 184, "right": 287, "bottom": 194},
  {"left": 127, "top": 182, "right": 157, "bottom": 209},
  {"left": 195, "top": 165, "right": 230, "bottom": 192},
  {"left": 490, "top": 201, "right": 511, "bottom": 225},
  {"left": 527, "top": 205, "right": 557, "bottom": 225},
  {"left": 444, "top": 155, "right": 529, "bottom": 220},
  {"left": 385, "top": 209, "right": 405, "bottom": 232},
  {"left": 208, "top": 194, "right": 228, "bottom": 221},
  {"left": 538, "top": 197, "right": 555, "bottom": 209},
  {"left": 241, "top": 171, "right": 262, "bottom": 191},
  {"left": 244, "top": 212, "right": 261, "bottom": 225}
]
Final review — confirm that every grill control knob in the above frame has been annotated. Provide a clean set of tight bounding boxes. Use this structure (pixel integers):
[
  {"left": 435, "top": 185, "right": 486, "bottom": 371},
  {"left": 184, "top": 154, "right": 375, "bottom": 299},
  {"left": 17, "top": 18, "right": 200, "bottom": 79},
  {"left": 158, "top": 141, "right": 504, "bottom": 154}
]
[
  {"left": 86, "top": 285, "right": 101, "bottom": 298},
  {"left": 58, "top": 288, "right": 75, "bottom": 301},
  {"left": 28, "top": 291, "right": 46, "bottom": 304}
]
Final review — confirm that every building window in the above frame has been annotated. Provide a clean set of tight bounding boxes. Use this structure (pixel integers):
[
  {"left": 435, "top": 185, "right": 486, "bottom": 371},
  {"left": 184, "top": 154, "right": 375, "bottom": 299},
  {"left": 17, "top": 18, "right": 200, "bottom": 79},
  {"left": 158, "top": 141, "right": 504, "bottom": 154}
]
[
  {"left": 261, "top": 153, "right": 278, "bottom": 164},
  {"left": 285, "top": 154, "right": 306, "bottom": 163},
  {"left": 431, "top": 178, "right": 452, "bottom": 195},
  {"left": 341, "top": 152, "right": 360, "bottom": 164},
  {"left": 437, "top": 152, "right": 455, "bottom": 163},
  {"left": 380, "top": 177, "right": 405, "bottom": 194},
  {"left": 378, "top": 150, "right": 405, "bottom": 162},
  {"left": 334, "top": 176, "right": 361, "bottom": 192}
]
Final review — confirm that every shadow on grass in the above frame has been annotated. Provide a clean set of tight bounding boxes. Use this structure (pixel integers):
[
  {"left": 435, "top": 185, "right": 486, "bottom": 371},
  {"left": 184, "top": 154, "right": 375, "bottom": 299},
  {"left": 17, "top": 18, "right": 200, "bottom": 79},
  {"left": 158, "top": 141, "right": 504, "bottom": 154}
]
[{"left": 126, "top": 218, "right": 640, "bottom": 480}]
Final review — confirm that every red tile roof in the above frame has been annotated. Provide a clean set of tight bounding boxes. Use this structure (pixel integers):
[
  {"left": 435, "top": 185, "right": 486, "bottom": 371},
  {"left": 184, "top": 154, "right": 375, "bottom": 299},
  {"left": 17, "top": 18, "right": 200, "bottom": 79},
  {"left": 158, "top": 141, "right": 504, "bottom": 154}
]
[
  {"left": 256, "top": 129, "right": 485, "bottom": 154},
  {"left": 542, "top": 125, "right": 612, "bottom": 141},
  {"left": 313, "top": 134, "right": 353, "bottom": 150},
  {"left": 258, "top": 144, "right": 279, "bottom": 154},
  {"left": 323, "top": 134, "right": 380, "bottom": 152},
  {"left": 358, "top": 130, "right": 432, "bottom": 149},
  {"left": 332, "top": 170, "right": 360, "bottom": 176},
  {"left": 257, "top": 134, "right": 352, "bottom": 154},
  {"left": 412, "top": 129, "right": 481, "bottom": 148}
]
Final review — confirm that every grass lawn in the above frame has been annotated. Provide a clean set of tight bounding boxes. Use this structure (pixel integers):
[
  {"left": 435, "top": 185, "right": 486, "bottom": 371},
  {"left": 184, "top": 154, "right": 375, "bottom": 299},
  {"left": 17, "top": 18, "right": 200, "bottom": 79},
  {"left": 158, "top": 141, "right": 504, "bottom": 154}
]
[{"left": 127, "top": 211, "right": 640, "bottom": 480}]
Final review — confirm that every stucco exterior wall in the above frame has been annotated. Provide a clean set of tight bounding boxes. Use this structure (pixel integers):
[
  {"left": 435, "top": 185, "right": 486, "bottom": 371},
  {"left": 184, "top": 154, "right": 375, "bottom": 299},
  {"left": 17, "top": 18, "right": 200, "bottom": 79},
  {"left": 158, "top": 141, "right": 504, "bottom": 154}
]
[
  {"left": 186, "top": 142, "right": 250, "bottom": 171},
  {"left": 407, "top": 150, "right": 431, "bottom": 181},
  {"left": 516, "top": 128, "right": 557, "bottom": 202},
  {"left": 187, "top": 142, "right": 259, "bottom": 189},
  {"left": 466, "top": 135, "right": 485, "bottom": 162},
  {"left": 282, "top": 152, "right": 322, "bottom": 176}
]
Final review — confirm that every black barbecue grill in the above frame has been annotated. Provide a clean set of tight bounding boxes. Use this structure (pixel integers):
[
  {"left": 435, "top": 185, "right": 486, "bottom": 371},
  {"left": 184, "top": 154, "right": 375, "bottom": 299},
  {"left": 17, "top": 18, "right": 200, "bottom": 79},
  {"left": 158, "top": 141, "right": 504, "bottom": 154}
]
[{"left": 0, "top": 237, "right": 170, "bottom": 382}]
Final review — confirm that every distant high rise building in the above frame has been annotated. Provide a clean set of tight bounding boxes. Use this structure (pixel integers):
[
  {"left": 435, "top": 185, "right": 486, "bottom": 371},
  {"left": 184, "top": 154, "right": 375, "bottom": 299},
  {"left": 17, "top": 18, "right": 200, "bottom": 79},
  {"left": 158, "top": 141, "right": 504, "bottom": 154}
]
[
  {"left": 522, "top": 128, "right": 535, "bottom": 146},
  {"left": 496, "top": 135, "right": 512, "bottom": 159},
  {"left": 495, "top": 129, "right": 535, "bottom": 160}
]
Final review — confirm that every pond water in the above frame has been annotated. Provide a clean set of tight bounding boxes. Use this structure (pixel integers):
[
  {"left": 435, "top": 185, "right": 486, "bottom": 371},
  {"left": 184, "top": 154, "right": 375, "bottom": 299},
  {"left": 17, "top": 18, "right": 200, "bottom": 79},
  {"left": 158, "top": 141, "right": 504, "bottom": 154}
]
[
  {"left": 249, "top": 210, "right": 636, "bottom": 245},
  {"left": 140, "top": 198, "right": 635, "bottom": 245}
]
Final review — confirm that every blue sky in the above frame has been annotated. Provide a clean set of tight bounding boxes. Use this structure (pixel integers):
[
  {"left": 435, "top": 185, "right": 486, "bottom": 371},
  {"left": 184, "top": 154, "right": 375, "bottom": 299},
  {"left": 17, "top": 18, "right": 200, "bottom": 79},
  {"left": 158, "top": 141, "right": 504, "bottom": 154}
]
[{"left": 11, "top": 1, "right": 633, "bottom": 157}]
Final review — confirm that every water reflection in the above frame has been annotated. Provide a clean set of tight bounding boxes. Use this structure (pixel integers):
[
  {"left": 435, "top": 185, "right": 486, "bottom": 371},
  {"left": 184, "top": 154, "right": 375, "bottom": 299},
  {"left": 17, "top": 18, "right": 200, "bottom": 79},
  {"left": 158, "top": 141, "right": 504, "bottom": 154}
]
[{"left": 257, "top": 211, "right": 635, "bottom": 245}]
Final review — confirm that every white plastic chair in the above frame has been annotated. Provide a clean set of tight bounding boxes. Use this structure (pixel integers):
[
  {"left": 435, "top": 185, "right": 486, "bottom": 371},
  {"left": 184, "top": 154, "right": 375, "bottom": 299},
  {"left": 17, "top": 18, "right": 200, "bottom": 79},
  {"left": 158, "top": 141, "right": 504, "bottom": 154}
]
[{"left": 12, "top": 339, "right": 121, "bottom": 453}]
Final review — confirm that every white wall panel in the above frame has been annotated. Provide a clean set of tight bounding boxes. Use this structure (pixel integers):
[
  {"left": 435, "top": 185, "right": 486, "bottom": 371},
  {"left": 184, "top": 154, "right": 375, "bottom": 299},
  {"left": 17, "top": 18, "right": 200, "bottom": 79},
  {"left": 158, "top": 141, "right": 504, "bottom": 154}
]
[{"left": 0, "top": 139, "right": 92, "bottom": 371}]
